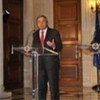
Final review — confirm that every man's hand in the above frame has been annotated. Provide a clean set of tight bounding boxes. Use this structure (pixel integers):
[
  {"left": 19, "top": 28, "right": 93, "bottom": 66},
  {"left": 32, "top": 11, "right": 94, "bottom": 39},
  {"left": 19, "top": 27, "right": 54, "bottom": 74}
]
[
  {"left": 22, "top": 51, "right": 32, "bottom": 57},
  {"left": 46, "top": 39, "right": 55, "bottom": 49}
]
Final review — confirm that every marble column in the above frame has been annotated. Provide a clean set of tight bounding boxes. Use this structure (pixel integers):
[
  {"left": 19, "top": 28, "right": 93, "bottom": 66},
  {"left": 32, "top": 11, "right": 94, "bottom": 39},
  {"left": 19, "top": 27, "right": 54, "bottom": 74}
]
[
  {"left": 23, "top": 0, "right": 34, "bottom": 88},
  {"left": 0, "top": 0, "right": 11, "bottom": 98},
  {"left": 81, "top": 0, "right": 97, "bottom": 87}
]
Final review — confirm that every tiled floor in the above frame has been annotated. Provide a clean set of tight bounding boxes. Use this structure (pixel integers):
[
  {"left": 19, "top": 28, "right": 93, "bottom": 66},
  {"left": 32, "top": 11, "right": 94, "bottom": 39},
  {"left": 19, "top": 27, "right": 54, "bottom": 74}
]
[{"left": 1, "top": 87, "right": 100, "bottom": 100}]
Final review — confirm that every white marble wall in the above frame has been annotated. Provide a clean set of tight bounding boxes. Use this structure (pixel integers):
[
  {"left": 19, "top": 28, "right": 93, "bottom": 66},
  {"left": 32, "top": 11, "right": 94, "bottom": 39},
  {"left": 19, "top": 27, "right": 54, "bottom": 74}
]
[
  {"left": 33, "top": 0, "right": 54, "bottom": 29},
  {"left": 23, "top": 0, "right": 54, "bottom": 88},
  {"left": 23, "top": 0, "right": 97, "bottom": 88},
  {"left": 0, "top": 0, "right": 4, "bottom": 91},
  {"left": 23, "top": 0, "right": 34, "bottom": 88},
  {"left": 81, "top": 0, "right": 97, "bottom": 87}
]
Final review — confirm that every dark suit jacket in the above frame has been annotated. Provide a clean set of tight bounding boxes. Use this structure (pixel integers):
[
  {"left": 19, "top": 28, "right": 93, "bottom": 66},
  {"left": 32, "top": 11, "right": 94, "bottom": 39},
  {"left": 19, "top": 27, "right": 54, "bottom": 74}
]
[
  {"left": 32, "top": 27, "right": 62, "bottom": 54},
  {"left": 32, "top": 27, "right": 62, "bottom": 100}
]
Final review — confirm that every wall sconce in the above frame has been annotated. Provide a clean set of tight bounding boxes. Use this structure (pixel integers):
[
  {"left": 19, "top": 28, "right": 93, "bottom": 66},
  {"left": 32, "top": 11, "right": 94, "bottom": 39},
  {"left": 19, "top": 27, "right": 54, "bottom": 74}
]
[
  {"left": 90, "top": 0, "right": 100, "bottom": 13},
  {"left": 91, "top": 5, "right": 95, "bottom": 13}
]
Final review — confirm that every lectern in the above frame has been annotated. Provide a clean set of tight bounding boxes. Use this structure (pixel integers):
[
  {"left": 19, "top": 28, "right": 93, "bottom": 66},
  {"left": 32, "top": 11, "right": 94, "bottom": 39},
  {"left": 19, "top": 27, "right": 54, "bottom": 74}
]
[{"left": 12, "top": 45, "right": 58, "bottom": 100}]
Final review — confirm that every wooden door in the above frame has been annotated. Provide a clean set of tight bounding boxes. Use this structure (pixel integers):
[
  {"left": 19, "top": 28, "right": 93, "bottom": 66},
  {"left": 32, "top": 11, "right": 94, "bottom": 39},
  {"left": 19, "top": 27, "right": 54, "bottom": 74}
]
[
  {"left": 54, "top": 0, "right": 82, "bottom": 92},
  {"left": 3, "top": 0, "right": 23, "bottom": 90}
]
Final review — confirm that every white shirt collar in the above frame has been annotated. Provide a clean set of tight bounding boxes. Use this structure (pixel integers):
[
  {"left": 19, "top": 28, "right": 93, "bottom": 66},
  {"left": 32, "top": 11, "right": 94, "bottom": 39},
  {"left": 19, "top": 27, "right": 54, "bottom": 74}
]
[{"left": 39, "top": 28, "right": 48, "bottom": 39}]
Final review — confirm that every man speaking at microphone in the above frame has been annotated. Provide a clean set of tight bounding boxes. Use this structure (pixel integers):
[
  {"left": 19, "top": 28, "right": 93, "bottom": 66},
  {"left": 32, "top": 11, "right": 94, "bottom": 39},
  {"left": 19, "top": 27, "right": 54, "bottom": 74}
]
[{"left": 32, "top": 15, "right": 62, "bottom": 100}]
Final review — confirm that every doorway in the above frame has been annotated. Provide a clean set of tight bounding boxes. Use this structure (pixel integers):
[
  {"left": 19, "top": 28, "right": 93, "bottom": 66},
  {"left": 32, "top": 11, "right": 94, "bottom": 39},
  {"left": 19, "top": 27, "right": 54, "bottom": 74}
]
[
  {"left": 3, "top": 0, "right": 23, "bottom": 90},
  {"left": 54, "top": 0, "right": 82, "bottom": 92}
]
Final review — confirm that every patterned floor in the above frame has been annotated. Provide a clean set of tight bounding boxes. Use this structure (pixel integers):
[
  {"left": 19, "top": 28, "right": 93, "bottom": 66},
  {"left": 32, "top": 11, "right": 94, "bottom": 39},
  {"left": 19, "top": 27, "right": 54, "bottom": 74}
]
[{"left": 1, "top": 87, "right": 100, "bottom": 100}]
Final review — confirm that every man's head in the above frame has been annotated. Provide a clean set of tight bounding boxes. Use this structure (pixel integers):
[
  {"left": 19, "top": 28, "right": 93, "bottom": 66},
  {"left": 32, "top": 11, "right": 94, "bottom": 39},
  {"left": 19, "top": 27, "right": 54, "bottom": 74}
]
[{"left": 36, "top": 15, "right": 48, "bottom": 30}]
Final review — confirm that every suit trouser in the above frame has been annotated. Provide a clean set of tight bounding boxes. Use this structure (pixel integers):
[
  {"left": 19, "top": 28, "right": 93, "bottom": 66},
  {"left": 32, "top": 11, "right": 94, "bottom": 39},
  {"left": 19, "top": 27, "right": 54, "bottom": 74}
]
[{"left": 38, "top": 55, "right": 60, "bottom": 100}]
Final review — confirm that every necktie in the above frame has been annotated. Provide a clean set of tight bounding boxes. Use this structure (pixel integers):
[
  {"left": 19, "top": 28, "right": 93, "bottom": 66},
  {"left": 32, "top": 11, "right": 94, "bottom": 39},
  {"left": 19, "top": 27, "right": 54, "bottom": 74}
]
[{"left": 40, "top": 30, "right": 44, "bottom": 46}]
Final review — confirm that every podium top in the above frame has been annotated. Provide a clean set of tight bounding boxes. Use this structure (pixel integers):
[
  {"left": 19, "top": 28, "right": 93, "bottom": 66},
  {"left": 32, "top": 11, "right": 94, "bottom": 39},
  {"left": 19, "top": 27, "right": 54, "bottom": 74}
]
[
  {"left": 32, "top": 52, "right": 58, "bottom": 56},
  {"left": 12, "top": 45, "right": 59, "bottom": 55},
  {"left": 31, "top": 47, "right": 59, "bottom": 56}
]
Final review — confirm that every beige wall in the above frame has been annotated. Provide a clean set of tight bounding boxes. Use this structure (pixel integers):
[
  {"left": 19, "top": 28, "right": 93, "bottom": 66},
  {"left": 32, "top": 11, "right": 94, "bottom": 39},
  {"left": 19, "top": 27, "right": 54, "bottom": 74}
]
[
  {"left": 33, "top": 0, "right": 54, "bottom": 29},
  {"left": 81, "top": 0, "right": 97, "bottom": 87},
  {"left": 23, "top": 0, "right": 97, "bottom": 88}
]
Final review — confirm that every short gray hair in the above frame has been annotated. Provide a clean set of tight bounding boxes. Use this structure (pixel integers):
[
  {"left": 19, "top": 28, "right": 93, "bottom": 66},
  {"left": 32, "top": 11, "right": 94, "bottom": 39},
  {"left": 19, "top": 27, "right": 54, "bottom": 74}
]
[{"left": 36, "top": 15, "right": 48, "bottom": 23}]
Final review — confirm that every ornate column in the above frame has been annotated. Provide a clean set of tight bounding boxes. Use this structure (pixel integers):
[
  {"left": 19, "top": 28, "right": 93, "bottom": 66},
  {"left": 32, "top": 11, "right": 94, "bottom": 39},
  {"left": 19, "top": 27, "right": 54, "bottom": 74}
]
[{"left": 0, "top": 0, "right": 11, "bottom": 98}]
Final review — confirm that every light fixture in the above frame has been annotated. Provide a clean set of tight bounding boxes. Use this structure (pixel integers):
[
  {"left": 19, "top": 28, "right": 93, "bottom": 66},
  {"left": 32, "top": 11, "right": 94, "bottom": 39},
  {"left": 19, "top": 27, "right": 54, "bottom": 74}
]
[{"left": 90, "top": 0, "right": 100, "bottom": 13}]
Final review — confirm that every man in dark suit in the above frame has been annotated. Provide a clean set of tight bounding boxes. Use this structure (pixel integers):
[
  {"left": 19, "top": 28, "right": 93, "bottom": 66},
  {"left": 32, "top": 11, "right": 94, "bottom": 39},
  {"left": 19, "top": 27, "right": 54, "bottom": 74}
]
[{"left": 32, "top": 15, "right": 62, "bottom": 100}]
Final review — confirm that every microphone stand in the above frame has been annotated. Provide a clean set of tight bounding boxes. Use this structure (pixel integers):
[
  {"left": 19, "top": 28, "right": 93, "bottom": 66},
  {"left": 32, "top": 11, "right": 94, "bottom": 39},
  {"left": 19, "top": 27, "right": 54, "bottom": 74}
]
[
  {"left": 24, "top": 29, "right": 35, "bottom": 46},
  {"left": 77, "top": 43, "right": 100, "bottom": 92}
]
